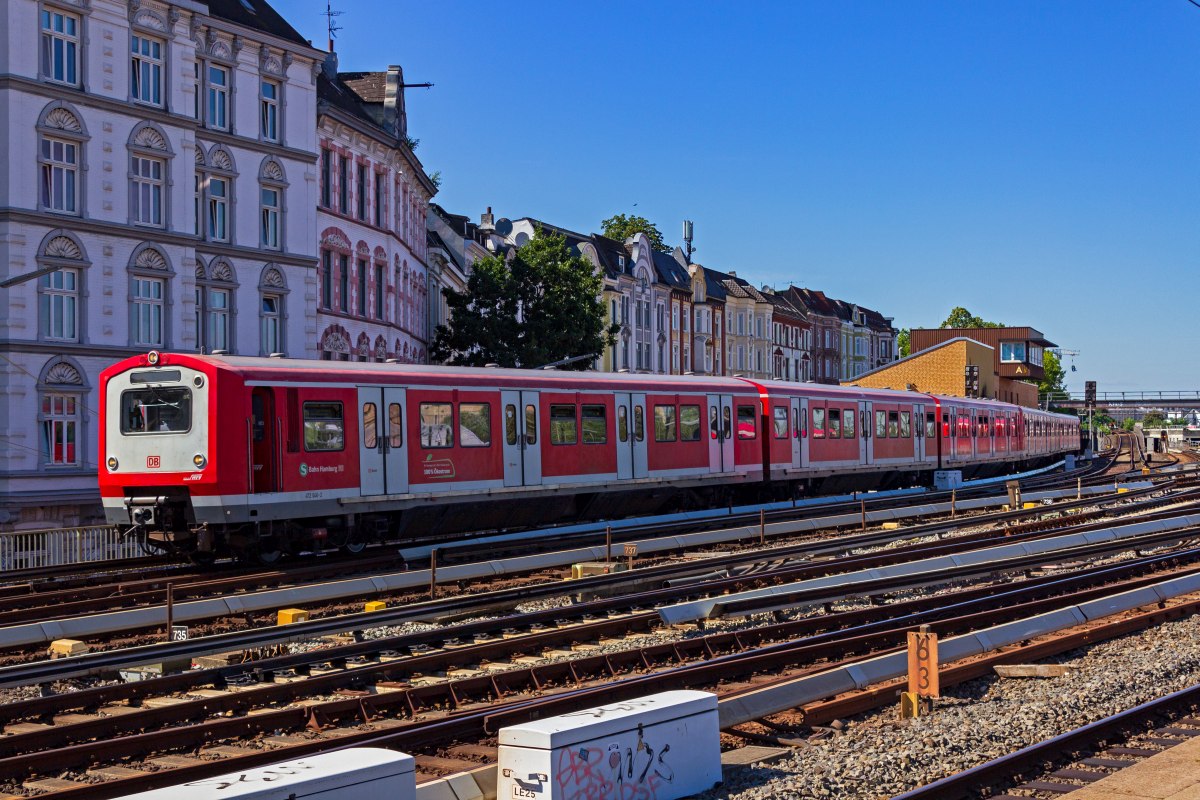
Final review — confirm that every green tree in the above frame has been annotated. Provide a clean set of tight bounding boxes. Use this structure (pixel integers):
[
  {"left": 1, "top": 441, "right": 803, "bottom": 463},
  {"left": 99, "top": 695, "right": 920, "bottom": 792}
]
[
  {"left": 600, "top": 213, "right": 667, "bottom": 251},
  {"left": 1143, "top": 412, "right": 1167, "bottom": 427},
  {"left": 940, "top": 307, "right": 1004, "bottom": 328},
  {"left": 1038, "top": 350, "right": 1066, "bottom": 400},
  {"left": 897, "top": 328, "right": 910, "bottom": 357},
  {"left": 431, "top": 229, "right": 618, "bottom": 369},
  {"left": 1121, "top": 418, "right": 1136, "bottom": 432}
]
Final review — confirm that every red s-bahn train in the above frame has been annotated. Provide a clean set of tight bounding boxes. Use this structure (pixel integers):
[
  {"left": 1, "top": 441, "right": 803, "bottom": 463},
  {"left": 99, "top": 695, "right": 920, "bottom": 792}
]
[{"left": 99, "top": 352, "right": 1081, "bottom": 562}]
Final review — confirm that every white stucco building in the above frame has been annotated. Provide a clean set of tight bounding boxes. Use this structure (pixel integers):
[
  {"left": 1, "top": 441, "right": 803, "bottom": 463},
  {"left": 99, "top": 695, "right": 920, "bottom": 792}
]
[{"left": 0, "top": 0, "right": 321, "bottom": 527}]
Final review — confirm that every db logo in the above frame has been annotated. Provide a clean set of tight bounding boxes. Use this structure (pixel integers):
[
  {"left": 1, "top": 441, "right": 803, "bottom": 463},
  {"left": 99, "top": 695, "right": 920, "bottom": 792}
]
[{"left": 146, "top": 455, "right": 161, "bottom": 469}]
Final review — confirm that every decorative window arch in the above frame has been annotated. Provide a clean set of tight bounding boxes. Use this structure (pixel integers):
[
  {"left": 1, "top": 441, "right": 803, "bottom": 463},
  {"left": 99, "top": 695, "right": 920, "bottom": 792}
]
[
  {"left": 197, "top": 144, "right": 236, "bottom": 242},
  {"left": 356, "top": 332, "right": 371, "bottom": 362},
  {"left": 373, "top": 336, "right": 387, "bottom": 363},
  {"left": 195, "top": 256, "right": 237, "bottom": 353},
  {"left": 258, "top": 263, "right": 288, "bottom": 356},
  {"left": 129, "top": 8, "right": 169, "bottom": 107},
  {"left": 319, "top": 324, "right": 350, "bottom": 361},
  {"left": 128, "top": 243, "right": 173, "bottom": 348},
  {"left": 128, "top": 122, "right": 173, "bottom": 228},
  {"left": 259, "top": 157, "right": 286, "bottom": 250},
  {"left": 37, "top": 356, "right": 89, "bottom": 469},
  {"left": 37, "top": 101, "right": 88, "bottom": 216},
  {"left": 319, "top": 227, "right": 351, "bottom": 312},
  {"left": 36, "top": 230, "right": 89, "bottom": 344}
]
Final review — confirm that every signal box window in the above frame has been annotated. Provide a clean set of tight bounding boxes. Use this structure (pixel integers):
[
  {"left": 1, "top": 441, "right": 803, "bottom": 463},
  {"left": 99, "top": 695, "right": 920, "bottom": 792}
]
[
  {"left": 420, "top": 402, "right": 453, "bottom": 448},
  {"left": 654, "top": 405, "right": 676, "bottom": 442},
  {"left": 582, "top": 404, "right": 607, "bottom": 444},
  {"left": 459, "top": 403, "right": 490, "bottom": 447},
  {"left": 843, "top": 408, "right": 855, "bottom": 439},
  {"left": 121, "top": 387, "right": 192, "bottom": 434},
  {"left": 773, "top": 407, "right": 789, "bottom": 439},
  {"left": 737, "top": 405, "right": 757, "bottom": 439},
  {"left": 550, "top": 405, "right": 577, "bottom": 444},
  {"left": 812, "top": 407, "right": 825, "bottom": 439},
  {"left": 680, "top": 405, "right": 701, "bottom": 442},
  {"left": 827, "top": 408, "right": 841, "bottom": 438},
  {"left": 302, "top": 402, "right": 344, "bottom": 451}
]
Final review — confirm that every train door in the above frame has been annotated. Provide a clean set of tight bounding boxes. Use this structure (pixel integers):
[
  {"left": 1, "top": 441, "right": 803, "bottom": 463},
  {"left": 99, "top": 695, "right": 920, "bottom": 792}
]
[
  {"left": 251, "top": 388, "right": 278, "bottom": 493},
  {"left": 631, "top": 392, "right": 649, "bottom": 478},
  {"left": 382, "top": 387, "right": 408, "bottom": 494},
  {"left": 914, "top": 403, "right": 925, "bottom": 462},
  {"left": 615, "top": 393, "right": 635, "bottom": 480},
  {"left": 790, "top": 397, "right": 804, "bottom": 468},
  {"left": 501, "top": 390, "right": 543, "bottom": 486},
  {"left": 859, "top": 400, "right": 873, "bottom": 465},
  {"left": 706, "top": 393, "right": 735, "bottom": 473},
  {"left": 357, "top": 387, "right": 385, "bottom": 496}
]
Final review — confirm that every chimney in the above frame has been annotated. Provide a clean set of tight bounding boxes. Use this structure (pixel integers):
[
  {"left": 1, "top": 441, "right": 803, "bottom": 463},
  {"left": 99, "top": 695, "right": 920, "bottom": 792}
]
[
  {"left": 321, "top": 50, "right": 338, "bottom": 81},
  {"left": 729, "top": 270, "right": 737, "bottom": 278},
  {"left": 384, "top": 65, "right": 407, "bottom": 139},
  {"left": 480, "top": 207, "right": 494, "bottom": 229}
]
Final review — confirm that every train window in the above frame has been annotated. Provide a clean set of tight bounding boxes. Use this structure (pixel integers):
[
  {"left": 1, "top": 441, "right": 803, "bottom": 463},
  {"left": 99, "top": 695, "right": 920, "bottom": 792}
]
[
  {"left": 843, "top": 408, "right": 855, "bottom": 439},
  {"left": 900, "top": 411, "right": 911, "bottom": 438},
  {"left": 709, "top": 406, "right": 719, "bottom": 440},
  {"left": 525, "top": 404, "right": 537, "bottom": 445},
  {"left": 680, "top": 405, "right": 702, "bottom": 441},
  {"left": 420, "top": 403, "right": 454, "bottom": 448},
  {"left": 252, "top": 393, "right": 266, "bottom": 442},
  {"left": 876, "top": 410, "right": 888, "bottom": 439},
  {"left": 302, "top": 402, "right": 345, "bottom": 452},
  {"left": 654, "top": 405, "right": 677, "bottom": 442},
  {"left": 120, "top": 387, "right": 192, "bottom": 434},
  {"left": 460, "top": 403, "right": 491, "bottom": 447},
  {"left": 773, "top": 407, "right": 789, "bottom": 439},
  {"left": 635, "top": 405, "right": 645, "bottom": 442},
  {"left": 827, "top": 408, "right": 841, "bottom": 438},
  {"left": 505, "top": 405, "right": 517, "bottom": 446},
  {"left": 737, "top": 405, "right": 757, "bottom": 439},
  {"left": 550, "top": 405, "right": 577, "bottom": 445},
  {"left": 811, "top": 407, "right": 825, "bottom": 439},
  {"left": 942, "top": 413, "right": 950, "bottom": 437},
  {"left": 389, "top": 403, "right": 403, "bottom": 447},
  {"left": 888, "top": 411, "right": 899, "bottom": 438},
  {"left": 582, "top": 404, "right": 607, "bottom": 444},
  {"left": 722, "top": 406, "right": 732, "bottom": 440},
  {"left": 926, "top": 412, "right": 936, "bottom": 438},
  {"left": 618, "top": 406, "right": 629, "bottom": 442},
  {"left": 362, "top": 403, "right": 378, "bottom": 449}
]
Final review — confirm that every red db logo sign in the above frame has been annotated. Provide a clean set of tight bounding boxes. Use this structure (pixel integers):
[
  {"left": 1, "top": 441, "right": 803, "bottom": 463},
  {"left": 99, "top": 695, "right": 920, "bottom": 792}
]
[{"left": 146, "top": 455, "right": 161, "bottom": 469}]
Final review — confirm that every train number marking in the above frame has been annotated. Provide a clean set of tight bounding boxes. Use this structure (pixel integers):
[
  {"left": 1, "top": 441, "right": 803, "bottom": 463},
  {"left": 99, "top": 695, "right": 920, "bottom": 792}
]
[{"left": 146, "top": 455, "right": 161, "bottom": 469}]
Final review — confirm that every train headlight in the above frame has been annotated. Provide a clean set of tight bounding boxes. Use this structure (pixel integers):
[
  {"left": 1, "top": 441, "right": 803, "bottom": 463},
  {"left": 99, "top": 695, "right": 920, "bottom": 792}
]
[
  {"left": 193, "top": 454, "right": 207, "bottom": 469},
  {"left": 147, "top": 350, "right": 160, "bottom": 365},
  {"left": 106, "top": 456, "right": 118, "bottom": 471}
]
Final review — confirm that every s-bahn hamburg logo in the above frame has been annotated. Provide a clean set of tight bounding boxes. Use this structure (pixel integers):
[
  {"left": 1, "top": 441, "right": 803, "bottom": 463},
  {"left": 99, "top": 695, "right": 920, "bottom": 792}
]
[
  {"left": 298, "top": 462, "right": 344, "bottom": 477},
  {"left": 299, "top": 462, "right": 308, "bottom": 477},
  {"left": 422, "top": 453, "right": 455, "bottom": 479}
]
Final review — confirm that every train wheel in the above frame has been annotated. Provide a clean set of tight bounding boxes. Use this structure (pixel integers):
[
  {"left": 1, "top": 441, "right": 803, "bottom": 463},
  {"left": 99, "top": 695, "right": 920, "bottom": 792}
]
[
  {"left": 254, "top": 545, "right": 283, "bottom": 566},
  {"left": 338, "top": 529, "right": 368, "bottom": 556}
]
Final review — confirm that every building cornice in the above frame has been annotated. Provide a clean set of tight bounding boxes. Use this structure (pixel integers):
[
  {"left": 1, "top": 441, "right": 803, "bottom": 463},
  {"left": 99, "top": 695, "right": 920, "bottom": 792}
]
[
  {"left": 318, "top": 103, "right": 437, "bottom": 196},
  {"left": 0, "top": 209, "right": 318, "bottom": 268},
  {"left": 0, "top": 75, "right": 318, "bottom": 164}
]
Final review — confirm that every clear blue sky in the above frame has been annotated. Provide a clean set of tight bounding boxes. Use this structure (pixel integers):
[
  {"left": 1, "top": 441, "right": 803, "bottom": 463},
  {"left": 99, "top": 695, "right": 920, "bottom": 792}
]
[{"left": 291, "top": 1, "right": 1199, "bottom": 393}]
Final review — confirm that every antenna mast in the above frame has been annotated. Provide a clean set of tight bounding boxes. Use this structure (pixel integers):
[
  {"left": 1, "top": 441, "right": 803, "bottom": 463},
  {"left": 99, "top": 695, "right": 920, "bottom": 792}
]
[
  {"left": 323, "top": 2, "right": 344, "bottom": 52},
  {"left": 682, "top": 220, "right": 694, "bottom": 265}
]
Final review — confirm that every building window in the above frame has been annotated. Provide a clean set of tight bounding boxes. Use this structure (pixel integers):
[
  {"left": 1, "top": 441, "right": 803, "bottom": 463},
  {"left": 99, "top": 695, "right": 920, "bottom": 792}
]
[
  {"left": 42, "top": 393, "right": 79, "bottom": 466},
  {"left": 338, "top": 155, "right": 349, "bottom": 214},
  {"left": 131, "top": 35, "right": 163, "bottom": 105},
  {"left": 131, "top": 155, "right": 164, "bottom": 226},
  {"left": 320, "top": 251, "right": 333, "bottom": 309},
  {"left": 206, "top": 64, "right": 229, "bottom": 130},
  {"left": 260, "top": 79, "right": 279, "bottom": 141},
  {"left": 132, "top": 276, "right": 164, "bottom": 346},
  {"left": 261, "top": 295, "right": 281, "bottom": 354},
  {"left": 39, "top": 268, "right": 78, "bottom": 341},
  {"left": 1000, "top": 342, "right": 1026, "bottom": 362},
  {"left": 339, "top": 254, "right": 349, "bottom": 312},
  {"left": 205, "top": 288, "right": 230, "bottom": 351},
  {"left": 357, "top": 258, "right": 367, "bottom": 316},
  {"left": 41, "top": 9, "right": 80, "bottom": 86},
  {"left": 373, "top": 173, "right": 383, "bottom": 227},
  {"left": 374, "top": 263, "right": 384, "bottom": 319},
  {"left": 261, "top": 186, "right": 280, "bottom": 249},
  {"left": 357, "top": 163, "right": 368, "bottom": 220},
  {"left": 207, "top": 176, "right": 229, "bottom": 241},
  {"left": 196, "top": 260, "right": 237, "bottom": 353},
  {"left": 320, "top": 148, "right": 332, "bottom": 207},
  {"left": 40, "top": 136, "right": 78, "bottom": 214}
]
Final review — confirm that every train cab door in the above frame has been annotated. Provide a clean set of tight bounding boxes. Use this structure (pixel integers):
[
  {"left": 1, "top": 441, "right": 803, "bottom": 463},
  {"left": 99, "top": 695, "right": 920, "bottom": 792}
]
[
  {"left": 790, "top": 397, "right": 805, "bottom": 468},
  {"left": 914, "top": 403, "right": 926, "bottom": 462},
  {"left": 859, "top": 400, "right": 874, "bottom": 465},
  {"left": 631, "top": 392, "right": 650, "bottom": 478},
  {"left": 251, "top": 388, "right": 279, "bottom": 493},
  {"left": 382, "top": 387, "right": 408, "bottom": 494},
  {"left": 357, "top": 387, "right": 386, "bottom": 496}
]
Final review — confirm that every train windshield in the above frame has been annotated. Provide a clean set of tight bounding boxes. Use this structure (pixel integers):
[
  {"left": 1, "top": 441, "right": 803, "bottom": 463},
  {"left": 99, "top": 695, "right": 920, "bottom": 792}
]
[{"left": 120, "top": 387, "right": 192, "bottom": 434}]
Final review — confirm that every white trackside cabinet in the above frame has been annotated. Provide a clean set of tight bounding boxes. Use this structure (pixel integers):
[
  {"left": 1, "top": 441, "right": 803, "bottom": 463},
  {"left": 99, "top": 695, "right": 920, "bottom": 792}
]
[
  {"left": 498, "top": 690, "right": 721, "bottom": 800},
  {"left": 115, "top": 748, "right": 415, "bottom": 800}
]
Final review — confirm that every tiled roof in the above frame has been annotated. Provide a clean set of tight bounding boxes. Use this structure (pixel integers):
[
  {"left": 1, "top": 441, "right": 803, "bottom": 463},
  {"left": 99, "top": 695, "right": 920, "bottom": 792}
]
[
  {"left": 317, "top": 72, "right": 371, "bottom": 122},
  {"left": 206, "top": 0, "right": 310, "bottom": 46},
  {"left": 652, "top": 250, "right": 690, "bottom": 290},
  {"left": 340, "top": 71, "right": 387, "bottom": 103}
]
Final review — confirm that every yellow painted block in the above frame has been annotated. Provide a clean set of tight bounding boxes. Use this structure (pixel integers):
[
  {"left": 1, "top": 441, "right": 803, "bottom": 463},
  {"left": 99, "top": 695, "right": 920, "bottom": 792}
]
[
  {"left": 882, "top": 522, "right": 900, "bottom": 530},
  {"left": 364, "top": 601, "right": 387, "bottom": 612},
  {"left": 1117, "top": 487, "right": 1129, "bottom": 494},
  {"left": 276, "top": 608, "right": 309, "bottom": 625},
  {"left": 48, "top": 638, "right": 89, "bottom": 658},
  {"left": 1142, "top": 467, "right": 1152, "bottom": 476},
  {"left": 571, "top": 562, "right": 619, "bottom": 580},
  {"left": 1023, "top": 502, "right": 1037, "bottom": 509},
  {"left": 899, "top": 691, "right": 921, "bottom": 719}
]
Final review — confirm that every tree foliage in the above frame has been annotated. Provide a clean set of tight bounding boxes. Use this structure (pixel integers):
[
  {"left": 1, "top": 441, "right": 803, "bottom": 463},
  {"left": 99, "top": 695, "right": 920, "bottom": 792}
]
[
  {"left": 1143, "top": 411, "right": 1167, "bottom": 428},
  {"left": 601, "top": 213, "right": 667, "bottom": 252},
  {"left": 431, "top": 229, "right": 618, "bottom": 370},
  {"left": 940, "top": 307, "right": 1004, "bottom": 328},
  {"left": 897, "top": 328, "right": 910, "bottom": 358},
  {"left": 1038, "top": 350, "right": 1066, "bottom": 399}
]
